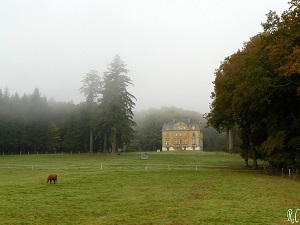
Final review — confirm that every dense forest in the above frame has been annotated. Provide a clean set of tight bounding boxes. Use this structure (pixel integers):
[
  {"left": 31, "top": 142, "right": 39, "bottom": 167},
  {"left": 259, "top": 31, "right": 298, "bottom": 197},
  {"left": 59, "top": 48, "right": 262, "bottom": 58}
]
[
  {"left": 0, "top": 87, "right": 225, "bottom": 154},
  {"left": 0, "top": 55, "right": 225, "bottom": 154},
  {"left": 207, "top": 1, "right": 300, "bottom": 169}
]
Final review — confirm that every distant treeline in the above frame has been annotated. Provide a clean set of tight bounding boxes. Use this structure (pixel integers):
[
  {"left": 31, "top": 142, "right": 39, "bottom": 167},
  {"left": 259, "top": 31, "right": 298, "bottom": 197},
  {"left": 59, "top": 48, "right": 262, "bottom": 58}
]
[
  {"left": 0, "top": 88, "right": 226, "bottom": 154},
  {"left": 0, "top": 88, "right": 77, "bottom": 154}
]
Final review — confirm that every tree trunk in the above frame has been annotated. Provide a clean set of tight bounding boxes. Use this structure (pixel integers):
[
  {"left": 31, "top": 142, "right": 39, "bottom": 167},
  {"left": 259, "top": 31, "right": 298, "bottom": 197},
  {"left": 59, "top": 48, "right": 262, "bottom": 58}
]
[
  {"left": 247, "top": 132, "right": 258, "bottom": 168},
  {"left": 111, "top": 130, "right": 117, "bottom": 155},
  {"left": 104, "top": 134, "right": 107, "bottom": 153},
  {"left": 228, "top": 129, "right": 233, "bottom": 152},
  {"left": 89, "top": 131, "right": 93, "bottom": 153},
  {"left": 244, "top": 147, "right": 249, "bottom": 167}
]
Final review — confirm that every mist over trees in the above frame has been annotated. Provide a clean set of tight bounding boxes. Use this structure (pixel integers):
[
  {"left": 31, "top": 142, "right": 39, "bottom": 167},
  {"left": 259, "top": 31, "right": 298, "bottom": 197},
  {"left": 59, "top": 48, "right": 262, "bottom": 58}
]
[
  {"left": 95, "top": 55, "right": 136, "bottom": 154},
  {"left": 0, "top": 87, "right": 75, "bottom": 154},
  {"left": 2, "top": 2, "right": 298, "bottom": 166},
  {"left": 0, "top": 88, "right": 225, "bottom": 155},
  {"left": 207, "top": 0, "right": 300, "bottom": 169},
  {"left": 132, "top": 107, "right": 226, "bottom": 151}
]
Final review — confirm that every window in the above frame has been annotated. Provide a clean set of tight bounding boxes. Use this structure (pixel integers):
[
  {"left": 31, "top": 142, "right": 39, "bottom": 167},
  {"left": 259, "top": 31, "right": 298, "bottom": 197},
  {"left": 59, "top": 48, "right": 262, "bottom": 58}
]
[
  {"left": 183, "top": 132, "right": 186, "bottom": 137},
  {"left": 180, "top": 133, "right": 182, "bottom": 137},
  {"left": 175, "top": 133, "right": 178, "bottom": 137}
]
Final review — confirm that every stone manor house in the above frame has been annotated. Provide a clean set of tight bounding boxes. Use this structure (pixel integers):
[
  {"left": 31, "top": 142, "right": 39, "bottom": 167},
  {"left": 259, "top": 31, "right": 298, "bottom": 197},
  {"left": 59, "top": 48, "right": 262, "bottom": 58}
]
[{"left": 162, "top": 118, "right": 203, "bottom": 151}]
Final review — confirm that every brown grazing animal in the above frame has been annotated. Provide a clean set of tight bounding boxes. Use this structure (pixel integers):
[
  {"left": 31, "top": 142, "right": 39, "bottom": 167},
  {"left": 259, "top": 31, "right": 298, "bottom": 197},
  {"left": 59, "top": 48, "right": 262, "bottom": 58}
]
[{"left": 47, "top": 174, "right": 57, "bottom": 184}]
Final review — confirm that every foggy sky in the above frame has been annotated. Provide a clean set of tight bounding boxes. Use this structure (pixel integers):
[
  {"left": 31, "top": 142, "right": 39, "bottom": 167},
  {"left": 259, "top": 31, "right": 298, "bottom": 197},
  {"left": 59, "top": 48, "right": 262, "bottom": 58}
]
[{"left": 0, "top": 0, "right": 289, "bottom": 114}]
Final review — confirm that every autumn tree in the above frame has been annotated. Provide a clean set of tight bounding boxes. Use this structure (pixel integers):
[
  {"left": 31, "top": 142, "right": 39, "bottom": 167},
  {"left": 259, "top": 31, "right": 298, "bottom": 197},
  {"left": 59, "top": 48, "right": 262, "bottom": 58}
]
[
  {"left": 259, "top": 0, "right": 300, "bottom": 168},
  {"left": 208, "top": 0, "right": 300, "bottom": 169}
]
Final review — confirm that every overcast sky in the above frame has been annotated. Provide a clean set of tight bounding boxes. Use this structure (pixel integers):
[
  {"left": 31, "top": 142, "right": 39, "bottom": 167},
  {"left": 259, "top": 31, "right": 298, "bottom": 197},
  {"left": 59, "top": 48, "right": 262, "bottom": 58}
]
[{"left": 0, "top": 0, "right": 289, "bottom": 114}]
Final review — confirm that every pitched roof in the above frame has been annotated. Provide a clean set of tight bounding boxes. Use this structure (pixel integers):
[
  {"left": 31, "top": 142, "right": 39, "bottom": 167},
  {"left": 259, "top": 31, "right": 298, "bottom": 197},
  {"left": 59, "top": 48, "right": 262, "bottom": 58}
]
[{"left": 162, "top": 118, "right": 201, "bottom": 130}]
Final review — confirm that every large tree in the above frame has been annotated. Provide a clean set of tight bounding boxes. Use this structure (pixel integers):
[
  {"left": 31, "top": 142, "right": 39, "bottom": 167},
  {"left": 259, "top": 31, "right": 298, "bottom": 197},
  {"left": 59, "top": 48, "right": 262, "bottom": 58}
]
[
  {"left": 80, "top": 70, "right": 102, "bottom": 153},
  {"left": 207, "top": 35, "right": 274, "bottom": 168},
  {"left": 208, "top": 0, "right": 300, "bottom": 169},
  {"left": 96, "top": 55, "right": 136, "bottom": 155}
]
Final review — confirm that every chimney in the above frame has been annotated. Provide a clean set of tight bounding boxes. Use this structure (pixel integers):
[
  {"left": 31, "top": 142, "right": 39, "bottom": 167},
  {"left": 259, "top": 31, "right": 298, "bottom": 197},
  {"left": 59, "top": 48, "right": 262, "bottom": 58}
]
[{"left": 188, "top": 118, "right": 191, "bottom": 124}]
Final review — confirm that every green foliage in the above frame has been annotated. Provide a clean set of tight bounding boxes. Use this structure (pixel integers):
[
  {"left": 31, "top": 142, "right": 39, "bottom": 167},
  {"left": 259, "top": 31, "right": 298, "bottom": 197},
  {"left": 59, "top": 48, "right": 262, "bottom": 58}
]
[
  {"left": 0, "top": 88, "right": 79, "bottom": 154},
  {"left": 79, "top": 70, "right": 102, "bottom": 153},
  {"left": 63, "top": 114, "right": 83, "bottom": 153},
  {"left": 96, "top": 55, "right": 136, "bottom": 154},
  {"left": 80, "top": 70, "right": 102, "bottom": 104},
  {"left": 47, "top": 122, "right": 61, "bottom": 152}
]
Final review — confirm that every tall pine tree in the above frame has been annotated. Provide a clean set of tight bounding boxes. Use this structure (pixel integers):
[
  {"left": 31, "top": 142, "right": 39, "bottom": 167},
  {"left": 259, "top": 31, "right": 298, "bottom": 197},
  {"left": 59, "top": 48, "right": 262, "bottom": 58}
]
[
  {"left": 96, "top": 55, "right": 136, "bottom": 155},
  {"left": 80, "top": 70, "right": 102, "bottom": 153}
]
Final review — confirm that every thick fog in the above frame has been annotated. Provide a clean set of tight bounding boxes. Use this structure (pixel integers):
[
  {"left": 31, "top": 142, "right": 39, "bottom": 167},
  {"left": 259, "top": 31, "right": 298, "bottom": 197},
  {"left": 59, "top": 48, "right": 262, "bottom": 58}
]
[{"left": 0, "top": 0, "right": 288, "bottom": 114}]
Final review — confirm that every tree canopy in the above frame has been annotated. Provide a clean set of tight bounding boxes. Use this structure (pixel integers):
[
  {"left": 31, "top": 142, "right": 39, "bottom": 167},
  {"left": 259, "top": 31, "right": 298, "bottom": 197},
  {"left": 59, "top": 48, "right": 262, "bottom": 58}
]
[
  {"left": 95, "top": 55, "right": 136, "bottom": 155},
  {"left": 207, "top": 0, "right": 300, "bottom": 168}
]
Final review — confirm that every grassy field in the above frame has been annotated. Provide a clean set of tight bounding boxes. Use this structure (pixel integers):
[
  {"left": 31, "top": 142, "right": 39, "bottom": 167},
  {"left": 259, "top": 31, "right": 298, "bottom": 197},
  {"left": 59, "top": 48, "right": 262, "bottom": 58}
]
[{"left": 0, "top": 151, "right": 299, "bottom": 225}]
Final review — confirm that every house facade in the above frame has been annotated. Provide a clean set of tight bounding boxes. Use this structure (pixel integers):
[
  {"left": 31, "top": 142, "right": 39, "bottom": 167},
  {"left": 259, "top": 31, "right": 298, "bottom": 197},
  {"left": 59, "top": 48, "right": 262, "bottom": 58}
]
[{"left": 162, "top": 118, "right": 203, "bottom": 151}]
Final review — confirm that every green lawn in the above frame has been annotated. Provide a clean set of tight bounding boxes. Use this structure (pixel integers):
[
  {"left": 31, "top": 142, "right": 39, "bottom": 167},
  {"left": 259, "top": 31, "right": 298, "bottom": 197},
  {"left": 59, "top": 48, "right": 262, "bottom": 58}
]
[{"left": 0, "top": 151, "right": 298, "bottom": 224}]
